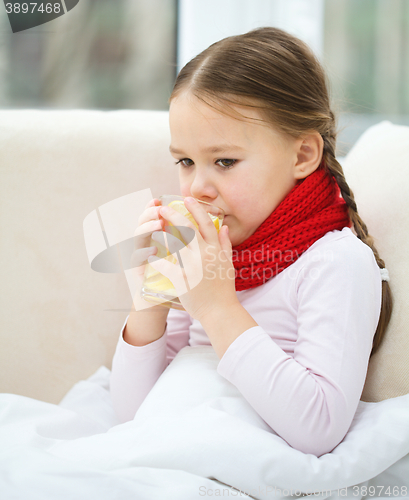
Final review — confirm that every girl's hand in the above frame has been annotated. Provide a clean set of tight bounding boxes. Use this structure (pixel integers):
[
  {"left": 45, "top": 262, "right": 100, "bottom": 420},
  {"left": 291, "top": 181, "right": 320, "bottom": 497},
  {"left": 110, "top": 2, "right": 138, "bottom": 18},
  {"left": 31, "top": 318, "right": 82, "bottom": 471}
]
[
  {"left": 127, "top": 198, "right": 167, "bottom": 312},
  {"left": 147, "top": 197, "right": 239, "bottom": 321},
  {"left": 130, "top": 198, "right": 164, "bottom": 277}
]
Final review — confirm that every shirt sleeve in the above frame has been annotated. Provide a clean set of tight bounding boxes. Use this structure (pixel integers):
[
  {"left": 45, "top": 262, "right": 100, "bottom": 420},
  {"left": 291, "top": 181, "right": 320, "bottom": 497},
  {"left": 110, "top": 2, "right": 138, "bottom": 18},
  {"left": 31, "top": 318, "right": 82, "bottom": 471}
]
[
  {"left": 109, "top": 307, "right": 192, "bottom": 423},
  {"left": 216, "top": 236, "right": 382, "bottom": 456}
]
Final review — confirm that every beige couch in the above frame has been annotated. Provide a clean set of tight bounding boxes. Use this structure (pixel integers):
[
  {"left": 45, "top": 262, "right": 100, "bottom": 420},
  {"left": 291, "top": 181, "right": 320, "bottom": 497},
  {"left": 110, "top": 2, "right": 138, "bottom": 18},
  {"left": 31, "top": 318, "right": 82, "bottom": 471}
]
[{"left": 0, "top": 110, "right": 408, "bottom": 405}]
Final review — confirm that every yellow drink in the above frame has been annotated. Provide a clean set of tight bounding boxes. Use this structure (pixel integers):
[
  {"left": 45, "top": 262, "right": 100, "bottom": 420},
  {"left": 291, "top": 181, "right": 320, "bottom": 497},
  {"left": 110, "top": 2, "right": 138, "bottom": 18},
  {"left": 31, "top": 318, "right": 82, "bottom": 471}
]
[{"left": 141, "top": 196, "right": 224, "bottom": 310}]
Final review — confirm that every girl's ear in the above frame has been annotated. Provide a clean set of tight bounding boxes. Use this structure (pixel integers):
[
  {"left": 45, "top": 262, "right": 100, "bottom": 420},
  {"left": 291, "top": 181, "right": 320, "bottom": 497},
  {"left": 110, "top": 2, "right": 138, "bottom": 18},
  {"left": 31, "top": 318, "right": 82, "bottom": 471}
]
[{"left": 293, "top": 132, "right": 324, "bottom": 180}]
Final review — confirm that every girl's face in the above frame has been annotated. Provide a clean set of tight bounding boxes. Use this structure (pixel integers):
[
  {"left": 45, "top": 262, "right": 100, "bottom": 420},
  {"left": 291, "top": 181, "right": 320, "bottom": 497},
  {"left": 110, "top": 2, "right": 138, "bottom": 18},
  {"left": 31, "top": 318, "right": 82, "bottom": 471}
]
[{"left": 169, "top": 93, "right": 302, "bottom": 246}]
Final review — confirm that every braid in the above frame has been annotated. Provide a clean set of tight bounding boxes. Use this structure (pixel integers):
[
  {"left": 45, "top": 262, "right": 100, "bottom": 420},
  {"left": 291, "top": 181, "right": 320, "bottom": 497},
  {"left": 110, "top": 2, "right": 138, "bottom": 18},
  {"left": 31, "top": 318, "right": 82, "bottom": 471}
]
[{"left": 322, "top": 124, "right": 393, "bottom": 356}]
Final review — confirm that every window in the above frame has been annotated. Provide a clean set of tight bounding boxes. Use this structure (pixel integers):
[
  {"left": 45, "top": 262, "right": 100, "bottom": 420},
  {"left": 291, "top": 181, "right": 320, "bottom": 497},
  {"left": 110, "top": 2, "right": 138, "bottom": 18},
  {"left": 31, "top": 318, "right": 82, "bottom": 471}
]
[
  {"left": 323, "top": 0, "right": 409, "bottom": 155},
  {"left": 0, "top": 0, "right": 178, "bottom": 109}
]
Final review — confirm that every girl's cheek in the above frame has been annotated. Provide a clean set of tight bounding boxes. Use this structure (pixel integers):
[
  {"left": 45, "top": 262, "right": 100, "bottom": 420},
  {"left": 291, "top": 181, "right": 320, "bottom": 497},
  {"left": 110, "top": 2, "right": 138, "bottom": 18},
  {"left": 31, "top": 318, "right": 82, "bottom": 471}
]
[
  {"left": 178, "top": 177, "right": 190, "bottom": 196},
  {"left": 180, "top": 185, "right": 191, "bottom": 197},
  {"left": 178, "top": 171, "right": 189, "bottom": 192},
  {"left": 224, "top": 185, "right": 248, "bottom": 207}
]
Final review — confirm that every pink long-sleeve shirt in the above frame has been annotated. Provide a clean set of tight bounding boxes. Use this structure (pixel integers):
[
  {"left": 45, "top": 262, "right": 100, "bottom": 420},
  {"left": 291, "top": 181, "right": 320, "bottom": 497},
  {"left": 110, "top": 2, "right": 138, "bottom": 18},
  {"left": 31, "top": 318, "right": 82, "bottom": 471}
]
[{"left": 110, "top": 227, "right": 382, "bottom": 456}]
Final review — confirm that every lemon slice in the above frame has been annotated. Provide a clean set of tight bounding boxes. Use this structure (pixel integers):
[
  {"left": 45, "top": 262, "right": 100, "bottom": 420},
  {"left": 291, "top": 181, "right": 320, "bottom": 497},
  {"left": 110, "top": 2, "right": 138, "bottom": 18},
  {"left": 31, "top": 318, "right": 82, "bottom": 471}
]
[
  {"left": 143, "top": 240, "right": 168, "bottom": 280},
  {"left": 167, "top": 200, "right": 221, "bottom": 232},
  {"left": 168, "top": 200, "right": 198, "bottom": 228},
  {"left": 145, "top": 274, "right": 175, "bottom": 292},
  {"left": 144, "top": 262, "right": 162, "bottom": 280},
  {"left": 166, "top": 224, "right": 184, "bottom": 241},
  {"left": 144, "top": 252, "right": 178, "bottom": 281},
  {"left": 165, "top": 253, "right": 178, "bottom": 265}
]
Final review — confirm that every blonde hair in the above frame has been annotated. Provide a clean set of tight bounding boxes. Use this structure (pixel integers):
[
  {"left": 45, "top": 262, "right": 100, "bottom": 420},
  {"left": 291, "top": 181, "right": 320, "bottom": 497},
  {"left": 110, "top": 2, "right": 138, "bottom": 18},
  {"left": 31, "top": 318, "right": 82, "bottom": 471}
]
[{"left": 169, "top": 27, "right": 392, "bottom": 356}]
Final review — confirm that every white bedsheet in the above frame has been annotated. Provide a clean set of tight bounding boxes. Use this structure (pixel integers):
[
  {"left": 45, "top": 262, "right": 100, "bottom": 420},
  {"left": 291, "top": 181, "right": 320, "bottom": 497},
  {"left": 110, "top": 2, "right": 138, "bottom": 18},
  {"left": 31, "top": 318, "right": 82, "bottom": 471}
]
[{"left": 0, "top": 346, "right": 408, "bottom": 499}]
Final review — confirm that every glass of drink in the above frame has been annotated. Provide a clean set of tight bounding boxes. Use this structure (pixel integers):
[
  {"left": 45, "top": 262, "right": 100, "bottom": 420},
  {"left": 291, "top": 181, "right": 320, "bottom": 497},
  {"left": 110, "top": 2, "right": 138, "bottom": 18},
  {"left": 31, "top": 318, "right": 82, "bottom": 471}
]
[{"left": 141, "top": 195, "right": 224, "bottom": 310}]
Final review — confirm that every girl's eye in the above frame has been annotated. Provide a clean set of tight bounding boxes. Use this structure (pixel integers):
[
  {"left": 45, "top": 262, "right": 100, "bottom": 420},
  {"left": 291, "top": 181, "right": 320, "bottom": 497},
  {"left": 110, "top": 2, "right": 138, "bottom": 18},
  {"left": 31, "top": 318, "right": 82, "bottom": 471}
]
[
  {"left": 175, "top": 159, "right": 194, "bottom": 168},
  {"left": 174, "top": 158, "right": 237, "bottom": 170},
  {"left": 216, "top": 159, "right": 237, "bottom": 169}
]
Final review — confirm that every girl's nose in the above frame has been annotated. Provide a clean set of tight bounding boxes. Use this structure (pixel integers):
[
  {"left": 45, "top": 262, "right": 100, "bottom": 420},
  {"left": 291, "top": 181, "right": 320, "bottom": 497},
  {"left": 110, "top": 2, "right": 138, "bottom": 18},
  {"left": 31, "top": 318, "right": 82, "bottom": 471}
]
[{"left": 189, "top": 170, "right": 218, "bottom": 202}]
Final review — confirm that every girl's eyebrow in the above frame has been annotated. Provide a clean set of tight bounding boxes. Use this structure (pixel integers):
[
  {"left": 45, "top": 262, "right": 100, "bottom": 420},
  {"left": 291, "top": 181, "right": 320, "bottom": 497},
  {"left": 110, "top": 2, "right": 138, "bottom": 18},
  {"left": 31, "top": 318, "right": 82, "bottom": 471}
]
[{"left": 169, "top": 144, "right": 244, "bottom": 154}]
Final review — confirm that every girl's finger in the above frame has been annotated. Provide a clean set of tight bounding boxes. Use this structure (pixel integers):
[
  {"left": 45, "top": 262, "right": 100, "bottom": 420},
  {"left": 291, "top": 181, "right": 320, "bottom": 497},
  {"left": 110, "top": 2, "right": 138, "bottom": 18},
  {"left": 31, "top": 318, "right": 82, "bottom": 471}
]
[
  {"left": 129, "top": 245, "right": 157, "bottom": 269},
  {"left": 134, "top": 219, "right": 164, "bottom": 249},
  {"left": 183, "top": 198, "right": 219, "bottom": 244},
  {"left": 159, "top": 206, "right": 202, "bottom": 249},
  {"left": 221, "top": 225, "right": 233, "bottom": 264},
  {"left": 144, "top": 198, "right": 161, "bottom": 209},
  {"left": 137, "top": 205, "right": 162, "bottom": 227}
]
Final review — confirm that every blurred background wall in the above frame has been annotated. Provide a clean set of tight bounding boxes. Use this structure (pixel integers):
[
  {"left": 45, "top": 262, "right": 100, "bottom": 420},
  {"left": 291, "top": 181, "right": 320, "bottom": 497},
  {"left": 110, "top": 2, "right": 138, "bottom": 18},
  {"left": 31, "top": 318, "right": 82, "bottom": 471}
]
[{"left": 0, "top": 0, "right": 408, "bottom": 154}]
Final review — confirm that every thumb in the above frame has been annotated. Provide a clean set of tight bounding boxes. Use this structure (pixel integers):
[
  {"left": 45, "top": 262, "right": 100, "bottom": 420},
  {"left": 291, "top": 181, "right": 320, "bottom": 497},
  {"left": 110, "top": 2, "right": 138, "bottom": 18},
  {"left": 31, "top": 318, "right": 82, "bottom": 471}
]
[{"left": 220, "top": 225, "right": 233, "bottom": 263}]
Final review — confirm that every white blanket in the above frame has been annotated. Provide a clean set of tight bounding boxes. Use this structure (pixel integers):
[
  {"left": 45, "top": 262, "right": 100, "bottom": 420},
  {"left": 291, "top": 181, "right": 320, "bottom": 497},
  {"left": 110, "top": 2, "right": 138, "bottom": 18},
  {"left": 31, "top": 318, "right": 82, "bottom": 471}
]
[{"left": 0, "top": 346, "right": 408, "bottom": 499}]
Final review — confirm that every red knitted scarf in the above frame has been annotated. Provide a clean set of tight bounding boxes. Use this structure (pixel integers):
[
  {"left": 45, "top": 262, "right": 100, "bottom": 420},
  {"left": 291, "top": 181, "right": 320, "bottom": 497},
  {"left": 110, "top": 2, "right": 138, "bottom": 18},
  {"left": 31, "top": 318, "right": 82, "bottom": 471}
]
[{"left": 232, "top": 163, "right": 351, "bottom": 291}]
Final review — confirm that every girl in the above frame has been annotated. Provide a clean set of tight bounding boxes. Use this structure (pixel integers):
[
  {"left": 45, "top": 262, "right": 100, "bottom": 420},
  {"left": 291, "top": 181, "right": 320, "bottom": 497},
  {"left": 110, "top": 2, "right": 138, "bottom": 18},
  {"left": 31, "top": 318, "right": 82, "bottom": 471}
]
[{"left": 110, "top": 27, "right": 393, "bottom": 457}]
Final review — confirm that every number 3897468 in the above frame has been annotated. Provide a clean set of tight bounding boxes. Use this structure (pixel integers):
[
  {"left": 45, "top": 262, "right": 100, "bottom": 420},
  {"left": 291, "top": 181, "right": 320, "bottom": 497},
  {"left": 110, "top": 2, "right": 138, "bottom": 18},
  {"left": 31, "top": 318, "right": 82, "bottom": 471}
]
[{"left": 5, "top": 3, "right": 62, "bottom": 14}]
